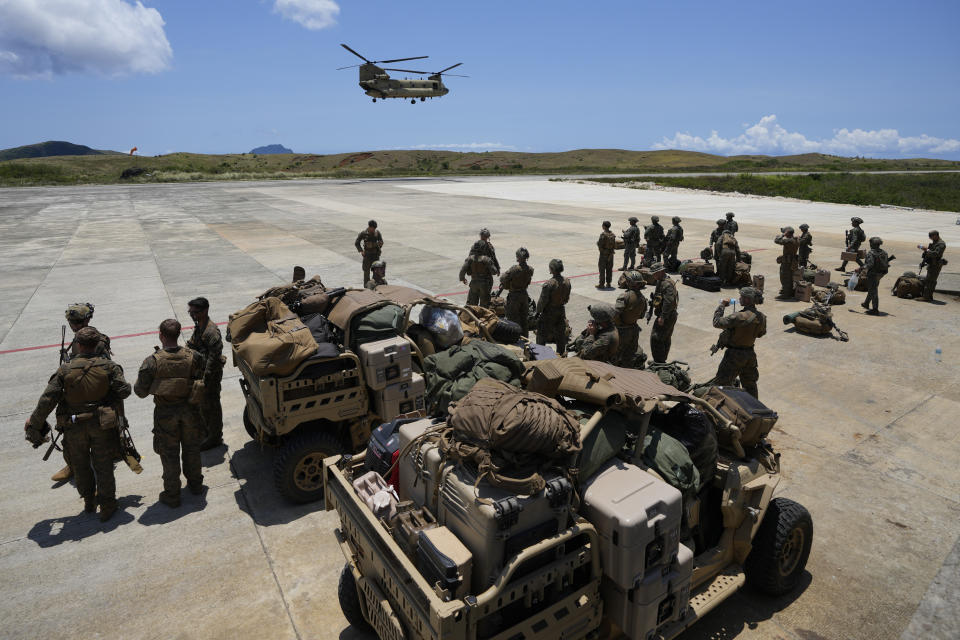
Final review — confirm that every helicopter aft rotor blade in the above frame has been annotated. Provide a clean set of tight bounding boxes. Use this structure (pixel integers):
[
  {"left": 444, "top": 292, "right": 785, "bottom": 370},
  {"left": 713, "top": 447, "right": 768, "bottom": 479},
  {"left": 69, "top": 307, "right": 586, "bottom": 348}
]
[
  {"left": 437, "top": 62, "right": 463, "bottom": 74},
  {"left": 383, "top": 68, "right": 431, "bottom": 74},
  {"left": 379, "top": 55, "right": 429, "bottom": 64},
  {"left": 340, "top": 44, "right": 370, "bottom": 63}
]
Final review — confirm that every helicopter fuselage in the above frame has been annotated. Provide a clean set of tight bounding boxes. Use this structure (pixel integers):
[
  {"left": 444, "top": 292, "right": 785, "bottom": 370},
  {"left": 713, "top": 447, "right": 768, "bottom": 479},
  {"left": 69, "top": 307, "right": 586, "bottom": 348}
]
[{"left": 359, "top": 63, "right": 448, "bottom": 99}]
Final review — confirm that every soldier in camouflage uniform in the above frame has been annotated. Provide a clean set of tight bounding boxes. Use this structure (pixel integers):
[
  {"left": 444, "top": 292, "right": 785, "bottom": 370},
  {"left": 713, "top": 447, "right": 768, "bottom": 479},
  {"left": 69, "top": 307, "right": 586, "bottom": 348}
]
[
  {"left": 797, "top": 224, "right": 813, "bottom": 269},
  {"left": 51, "top": 303, "right": 114, "bottom": 483},
  {"left": 355, "top": 220, "right": 384, "bottom": 286},
  {"left": 187, "top": 297, "right": 225, "bottom": 451},
  {"left": 774, "top": 227, "right": 800, "bottom": 299},
  {"left": 724, "top": 212, "right": 738, "bottom": 235},
  {"left": 663, "top": 217, "right": 684, "bottom": 269},
  {"left": 570, "top": 304, "right": 620, "bottom": 363},
  {"left": 837, "top": 217, "right": 866, "bottom": 272},
  {"left": 499, "top": 248, "right": 534, "bottom": 337},
  {"left": 621, "top": 217, "right": 641, "bottom": 270},
  {"left": 710, "top": 287, "right": 766, "bottom": 399},
  {"left": 25, "top": 327, "right": 131, "bottom": 521},
  {"left": 365, "top": 260, "right": 388, "bottom": 290},
  {"left": 717, "top": 231, "right": 742, "bottom": 286},
  {"left": 459, "top": 228, "right": 500, "bottom": 308},
  {"left": 643, "top": 216, "right": 665, "bottom": 266},
  {"left": 709, "top": 219, "right": 727, "bottom": 263},
  {"left": 858, "top": 237, "right": 889, "bottom": 315},
  {"left": 918, "top": 230, "right": 947, "bottom": 302},
  {"left": 648, "top": 263, "right": 679, "bottom": 363},
  {"left": 135, "top": 319, "right": 206, "bottom": 508},
  {"left": 535, "top": 259, "right": 572, "bottom": 356},
  {"left": 597, "top": 221, "right": 617, "bottom": 288},
  {"left": 614, "top": 271, "right": 647, "bottom": 368}
]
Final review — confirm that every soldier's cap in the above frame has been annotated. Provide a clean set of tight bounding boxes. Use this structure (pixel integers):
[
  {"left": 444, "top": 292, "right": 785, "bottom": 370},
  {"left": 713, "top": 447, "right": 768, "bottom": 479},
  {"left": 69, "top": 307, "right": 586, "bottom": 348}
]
[
  {"left": 869, "top": 236, "right": 883, "bottom": 247},
  {"left": 851, "top": 216, "right": 863, "bottom": 224},
  {"left": 716, "top": 219, "right": 726, "bottom": 225},
  {"left": 479, "top": 227, "right": 490, "bottom": 237},
  {"left": 602, "top": 220, "right": 611, "bottom": 228},
  {"left": 672, "top": 216, "right": 681, "bottom": 223},
  {"left": 628, "top": 216, "right": 639, "bottom": 223},
  {"left": 726, "top": 212, "right": 735, "bottom": 218},
  {"left": 739, "top": 286, "right": 761, "bottom": 301},
  {"left": 65, "top": 302, "right": 94, "bottom": 322},
  {"left": 651, "top": 215, "right": 660, "bottom": 222},
  {"left": 549, "top": 258, "right": 564, "bottom": 273},
  {"left": 799, "top": 223, "right": 809, "bottom": 230},
  {"left": 74, "top": 327, "right": 100, "bottom": 347},
  {"left": 516, "top": 246, "right": 529, "bottom": 260},
  {"left": 929, "top": 229, "right": 939, "bottom": 237},
  {"left": 649, "top": 262, "right": 666, "bottom": 273},
  {"left": 587, "top": 303, "right": 615, "bottom": 324},
  {"left": 782, "top": 226, "right": 794, "bottom": 234},
  {"left": 371, "top": 260, "right": 386, "bottom": 269}
]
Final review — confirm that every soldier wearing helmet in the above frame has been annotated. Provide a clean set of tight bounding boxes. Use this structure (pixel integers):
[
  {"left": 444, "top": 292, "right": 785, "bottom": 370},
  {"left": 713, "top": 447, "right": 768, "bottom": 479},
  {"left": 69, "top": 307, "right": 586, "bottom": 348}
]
[
  {"left": 354, "top": 220, "right": 384, "bottom": 286},
  {"left": 365, "top": 260, "right": 388, "bottom": 290},
  {"left": 460, "top": 228, "right": 500, "bottom": 308},
  {"left": 663, "top": 217, "right": 684, "bottom": 271},
  {"left": 774, "top": 226, "right": 800, "bottom": 299},
  {"left": 724, "top": 212, "right": 738, "bottom": 235},
  {"left": 918, "top": 230, "right": 946, "bottom": 302},
  {"left": 571, "top": 304, "right": 620, "bottom": 363},
  {"left": 709, "top": 219, "right": 727, "bottom": 261},
  {"left": 596, "top": 221, "right": 617, "bottom": 289},
  {"left": 499, "top": 248, "right": 534, "bottom": 336},
  {"left": 717, "top": 230, "right": 742, "bottom": 286},
  {"left": 857, "top": 237, "right": 890, "bottom": 315},
  {"left": 621, "top": 217, "right": 641, "bottom": 270},
  {"left": 709, "top": 286, "right": 767, "bottom": 399},
  {"left": 797, "top": 224, "right": 813, "bottom": 269},
  {"left": 613, "top": 271, "right": 648, "bottom": 368},
  {"left": 643, "top": 216, "right": 665, "bottom": 266},
  {"left": 837, "top": 216, "right": 866, "bottom": 272},
  {"left": 648, "top": 263, "right": 679, "bottom": 363},
  {"left": 535, "top": 259, "right": 572, "bottom": 355}
]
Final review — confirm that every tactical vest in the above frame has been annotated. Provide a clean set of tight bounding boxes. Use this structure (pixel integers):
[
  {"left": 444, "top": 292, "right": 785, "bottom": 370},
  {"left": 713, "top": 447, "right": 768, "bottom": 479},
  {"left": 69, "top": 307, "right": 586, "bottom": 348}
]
[
  {"left": 503, "top": 265, "right": 532, "bottom": 290},
  {"left": 470, "top": 255, "right": 495, "bottom": 278},
  {"left": 616, "top": 291, "right": 647, "bottom": 325},
  {"left": 62, "top": 357, "right": 111, "bottom": 409},
  {"left": 361, "top": 231, "right": 381, "bottom": 254},
  {"left": 623, "top": 226, "right": 640, "bottom": 245},
  {"left": 550, "top": 278, "right": 571, "bottom": 305},
  {"left": 599, "top": 232, "right": 616, "bottom": 251},
  {"left": 722, "top": 234, "right": 738, "bottom": 250},
  {"left": 728, "top": 309, "right": 766, "bottom": 348},
  {"left": 149, "top": 348, "right": 195, "bottom": 402}
]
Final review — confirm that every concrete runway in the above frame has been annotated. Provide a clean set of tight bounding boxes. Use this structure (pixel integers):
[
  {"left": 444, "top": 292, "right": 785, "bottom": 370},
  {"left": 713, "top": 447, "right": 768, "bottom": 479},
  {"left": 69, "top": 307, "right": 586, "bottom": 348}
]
[{"left": 0, "top": 177, "right": 957, "bottom": 640}]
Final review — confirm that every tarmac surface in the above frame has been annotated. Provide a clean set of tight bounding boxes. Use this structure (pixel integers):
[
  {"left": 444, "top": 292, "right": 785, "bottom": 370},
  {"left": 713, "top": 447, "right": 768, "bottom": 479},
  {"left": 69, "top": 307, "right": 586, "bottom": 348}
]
[{"left": 0, "top": 176, "right": 957, "bottom": 640}]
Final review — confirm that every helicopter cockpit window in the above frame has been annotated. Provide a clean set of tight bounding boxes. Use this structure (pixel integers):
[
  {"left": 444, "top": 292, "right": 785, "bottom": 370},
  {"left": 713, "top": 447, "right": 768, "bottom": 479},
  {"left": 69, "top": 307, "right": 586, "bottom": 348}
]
[{"left": 432, "top": 82, "right": 438, "bottom": 90}]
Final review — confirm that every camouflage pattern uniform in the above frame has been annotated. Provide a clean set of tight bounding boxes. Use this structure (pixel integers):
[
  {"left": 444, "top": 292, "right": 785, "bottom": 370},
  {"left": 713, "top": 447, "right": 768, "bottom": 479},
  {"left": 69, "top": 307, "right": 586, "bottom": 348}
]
[
  {"left": 650, "top": 273, "right": 679, "bottom": 363},
  {"left": 724, "top": 213, "right": 738, "bottom": 235},
  {"left": 536, "top": 267, "right": 572, "bottom": 356},
  {"left": 860, "top": 239, "right": 889, "bottom": 314},
  {"left": 921, "top": 237, "right": 947, "bottom": 301},
  {"left": 614, "top": 283, "right": 647, "bottom": 367},
  {"left": 774, "top": 230, "right": 800, "bottom": 297},
  {"left": 354, "top": 228, "right": 384, "bottom": 285},
  {"left": 572, "top": 326, "right": 620, "bottom": 363},
  {"left": 597, "top": 227, "right": 617, "bottom": 287},
  {"left": 709, "top": 219, "right": 727, "bottom": 262},
  {"left": 459, "top": 255, "right": 498, "bottom": 308},
  {"left": 711, "top": 292, "right": 766, "bottom": 399},
  {"left": 499, "top": 261, "right": 534, "bottom": 336},
  {"left": 718, "top": 231, "right": 741, "bottom": 285},
  {"left": 135, "top": 346, "right": 205, "bottom": 506},
  {"left": 839, "top": 220, "right": 866, "bottom": 271},
  {"left": 621, "top": 219, "right": 640, "bottom": 270},
  {"left": 365, "top": 275, "right": 388, "bottom": 290},
  {"left": 27, "top": 353, "right": 131, "bottom": 513},
  {"left": 643, "top": 217, "right": 665, "bottom": 266},
  {"left": 797, "top": 226, "right": 813, "bottom": 269},
  {"left": 664, "top": 218, "right": 684, "bottom": 267},
  {"left": 186, "top": 319, "right": 224, "bottom": 448}
]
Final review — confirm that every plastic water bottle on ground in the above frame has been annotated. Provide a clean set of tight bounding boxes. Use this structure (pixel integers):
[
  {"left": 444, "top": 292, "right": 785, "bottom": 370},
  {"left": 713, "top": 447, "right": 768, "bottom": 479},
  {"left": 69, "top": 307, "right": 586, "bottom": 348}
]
[{"left": 934, "top": 347, "right": 942, "bottom": 363}]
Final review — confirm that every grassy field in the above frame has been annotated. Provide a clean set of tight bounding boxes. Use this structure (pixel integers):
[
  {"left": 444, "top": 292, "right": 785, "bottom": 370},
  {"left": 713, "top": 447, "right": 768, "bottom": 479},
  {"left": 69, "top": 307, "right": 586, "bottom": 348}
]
[
  {"left": 588, "top": 173, "right": 960, "bottom": 213},
  {"left": 2, "top": 149, "right": 960, "bottom": 187}
]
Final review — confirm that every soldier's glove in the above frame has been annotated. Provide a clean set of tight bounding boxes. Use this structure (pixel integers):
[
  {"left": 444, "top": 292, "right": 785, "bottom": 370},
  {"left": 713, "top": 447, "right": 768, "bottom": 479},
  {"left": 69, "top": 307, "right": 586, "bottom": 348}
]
[{"left": 24, "top": 421, "right": 50, "bottom": 448}]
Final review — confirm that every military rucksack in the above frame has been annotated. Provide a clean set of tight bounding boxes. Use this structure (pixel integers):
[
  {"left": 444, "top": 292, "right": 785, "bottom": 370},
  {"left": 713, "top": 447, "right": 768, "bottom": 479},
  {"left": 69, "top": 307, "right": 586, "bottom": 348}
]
[
  {"left": 646, "top": 361, "right": 692, "bottom": 392},
  {"left": 701, "top": 386, "right": 778, "bottom": 449},
  {"left": 62, "top": 358, "right": 111, "bottom": 407},
  {"left": 872, "top": 251, "right": 889, "bottom": 275},
  {"left": 599, "top": 232, "right": 616, "bottom": 251},
  {"left": 892, "top": 273, "right": 924, "bottom": 298},
  {"left": 550, "top": 278, "right": 571, "bottom": 305},
  {"left": 679, "top": 260, "right": 715, "bottom": 277}
]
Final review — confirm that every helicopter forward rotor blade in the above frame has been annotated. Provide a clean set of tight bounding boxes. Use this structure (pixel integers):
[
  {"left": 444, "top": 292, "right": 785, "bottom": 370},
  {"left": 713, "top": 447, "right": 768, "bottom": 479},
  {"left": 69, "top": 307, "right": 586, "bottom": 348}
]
[
  {"left": 437, "top": 62, "right": 463, "bottom": 74},
  {"left": 383, "top": 68, "right": 430, "bottom": 74},
  {"left": 441, "top": 73, "right": 469, "bottom": 78},
  {"left": 379, "top": 55, "right": 429, "bottom": 64},
  {"left": 336, "top": 64, "right": 362, "bottom": 70},
  {"left": 340, "top": 44, "right": 370, "bottom": 63}
]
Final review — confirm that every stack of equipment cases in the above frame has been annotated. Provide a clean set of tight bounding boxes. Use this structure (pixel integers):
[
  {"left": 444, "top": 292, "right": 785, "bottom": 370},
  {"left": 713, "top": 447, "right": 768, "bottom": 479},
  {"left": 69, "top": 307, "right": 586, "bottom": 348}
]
[
  {"left": 397, "top": 418, "right": 446, "bottom": 513},
  {"left": 365, "top": 417, "right": 423, "bottom": 486},
  {"left": 438, "top": 463, "right": 575, "bottom": 593},
  {"left": 359, "top": 336, "right": 426, "bottom": 419},
  {"left": 580, "top": 459, "right": 693, "bottom": 637}
]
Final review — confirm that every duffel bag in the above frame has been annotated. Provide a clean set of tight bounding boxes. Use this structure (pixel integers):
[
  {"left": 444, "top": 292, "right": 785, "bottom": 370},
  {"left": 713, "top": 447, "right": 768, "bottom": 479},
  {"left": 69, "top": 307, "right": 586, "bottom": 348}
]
[
  {"left": 733, "top": 262, "right": 752, "bottom": 285},
  {"left": 701, "top": 386, "right": 778, "bottom": 448},
  {"left": 351, "top": 303, "right": 404, "bottom": 349},
  {"left": 641, "top": 427, "right": 700, "bottom": 499},
  {"left": 792, "top": 314, "right": 832, "bottom": 336},
  {"left": 235, "top": 312, "right": 318, "bottom": 377},
  {"left": 681, "top": 273, "right": 722, "bottom": 292},
  {"left": 665, "top": 256, "right": 681, "bottom": 272},
  {"left": 679, "top": 260, "right": 715, "bottom": 277},
  {"left": 646, "top": 360, "right": 692, "bottom": 392},
  {"left": 892, "top": 274, "right": 924, "bottom": 298}
]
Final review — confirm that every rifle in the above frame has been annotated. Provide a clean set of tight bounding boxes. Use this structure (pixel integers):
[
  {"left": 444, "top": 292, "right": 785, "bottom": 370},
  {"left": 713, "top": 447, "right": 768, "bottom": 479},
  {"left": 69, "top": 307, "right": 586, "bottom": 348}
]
[
  {"left": 645, "top": 292, "right": 661, "bottom": 325},
  {"left": 814, "top": 292, "right": 849, "bottom": 342},
  {"left": 116, "top": 403, "right": 143, "bottom": 474},
  {"left": 710, "top": 330, "right": 730, "bottom": 356},
  {"left": 42, "top": 424, "right": 62, "bottom": 461},
  {"left": 494, "top": 285, "right": 504, "bottom": 299},
  {"left": 59, "top": 324, "right": 69, "bottom": 364}
]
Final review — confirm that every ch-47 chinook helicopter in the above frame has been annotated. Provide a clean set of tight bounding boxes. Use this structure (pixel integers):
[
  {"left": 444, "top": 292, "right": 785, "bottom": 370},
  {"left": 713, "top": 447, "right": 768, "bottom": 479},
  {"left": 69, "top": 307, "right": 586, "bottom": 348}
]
[{"left": 338, "top": 43, "right": 467, "bottom": 104}]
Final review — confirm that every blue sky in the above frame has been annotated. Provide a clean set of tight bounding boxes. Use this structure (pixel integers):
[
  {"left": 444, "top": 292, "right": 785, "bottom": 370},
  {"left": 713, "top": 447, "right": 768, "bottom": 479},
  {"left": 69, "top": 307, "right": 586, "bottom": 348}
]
[{"left": 2, "top": 0, "right": 959, "bottom": 158}]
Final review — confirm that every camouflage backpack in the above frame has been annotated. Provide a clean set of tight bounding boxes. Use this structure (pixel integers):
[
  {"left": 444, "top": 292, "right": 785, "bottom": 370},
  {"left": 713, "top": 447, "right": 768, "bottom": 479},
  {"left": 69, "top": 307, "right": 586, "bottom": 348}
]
[{"left": 646, "top": 360, "right": 692, "bottom": 392}]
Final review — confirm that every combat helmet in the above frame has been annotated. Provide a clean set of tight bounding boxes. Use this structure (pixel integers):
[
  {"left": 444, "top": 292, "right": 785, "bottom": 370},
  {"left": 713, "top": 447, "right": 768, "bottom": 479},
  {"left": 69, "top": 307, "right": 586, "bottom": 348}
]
[
  {"left": 65, "top": 302, "right": 94, "bottom": 322},
  {"left": 588, "top": 303, "right": 615, "bottom": 325},
  {"left": 799, "top": 223, "right": 809, "bottom": 231},
  {"left": 549, "top": 258, "right": 564, "bottom": 273},
  {"left": 869, "top": 236, "right": 883, "bottom": 248},
  {"left": 782, "top": 226, "right": 795, "bottom": 234},
  {"left": 726, "top": 212, "right": 735, "bottom": 219},
  {"left": 516, "top": 247, "right": 530, "bottom": 260},
  {"left": 651, "top": 215, "right": 660, "bottom": 223},
  {"left": 716, "top": 219, "right": 726, "bottom": 226},
  {"left": 628, "top": 216, "right": 639, "bottom": 223},
  {"left": 672, "top": 216, "right": 681, "bottom": 224},
  {"left": 649, "top": 261, "right": 666, "bottom": 274},
  {"left": 479, "top": 227, "right": 491, "bottom": 238},
  {"left": 371, "top": 260, "right": 386, "bottom": 270},
  {"left": 623, "top": 270, "right": 645, "bottom": 287},
  {"left": 851, "top": 217, "right": 864, "bottom": 225}
]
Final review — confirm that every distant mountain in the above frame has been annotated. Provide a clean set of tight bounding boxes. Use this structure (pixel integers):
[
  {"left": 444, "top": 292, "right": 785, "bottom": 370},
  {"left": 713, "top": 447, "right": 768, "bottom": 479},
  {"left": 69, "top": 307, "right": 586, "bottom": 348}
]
[
  {"left": 250, "top": 144, "right": 293, "bottom": 154},
  {"left": 0, "top": 141, "right": 118, "bottom": 162}
]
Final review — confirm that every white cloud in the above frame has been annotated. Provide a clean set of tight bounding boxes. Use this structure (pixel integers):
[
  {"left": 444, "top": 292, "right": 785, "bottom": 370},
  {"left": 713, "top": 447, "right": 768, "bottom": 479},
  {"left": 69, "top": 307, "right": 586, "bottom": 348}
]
[
  {"left": 409, "top": 142, "right": 517, "bottom": 151},
  {"left": 274, "top": 0, "right": 340, "bottom": 30},
  {"left": 0, "top": 0, "right": 172, "bottom": 78},
  {"left": 653, "top": 115, "right": 960, "bottom": 158}
]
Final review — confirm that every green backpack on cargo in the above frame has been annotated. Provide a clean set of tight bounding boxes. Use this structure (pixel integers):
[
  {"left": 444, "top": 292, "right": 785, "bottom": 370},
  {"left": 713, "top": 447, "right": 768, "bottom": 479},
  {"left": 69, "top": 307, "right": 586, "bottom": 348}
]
[{"left": 641, "top": 427, "right": 700, "bottom": 500}]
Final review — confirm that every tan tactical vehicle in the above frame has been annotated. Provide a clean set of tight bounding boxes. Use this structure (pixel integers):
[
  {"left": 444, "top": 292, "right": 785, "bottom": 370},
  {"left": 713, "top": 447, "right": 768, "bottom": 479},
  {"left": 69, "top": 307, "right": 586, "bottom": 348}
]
[
  {"left": 237, "top": 285, "right": 525, "bottom": 503},
  {"left": 323, "top": 360, "right": 812, "bottom": 639}
]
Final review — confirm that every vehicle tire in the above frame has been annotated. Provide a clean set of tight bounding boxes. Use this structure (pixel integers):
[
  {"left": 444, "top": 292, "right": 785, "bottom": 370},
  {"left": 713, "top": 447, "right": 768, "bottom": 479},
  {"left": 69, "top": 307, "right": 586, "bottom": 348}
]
[
  {"left": 274, "top": 430, "right": 342, "bottom": 503},
  {"left": 744, "top": 497, "right": 813, "bottom": 595},
  {"left": 338, "top": 564, "right": 370, "bottom": 631},
  {"left": 243, "top": 406, "right": 257, "bottom": 440}
]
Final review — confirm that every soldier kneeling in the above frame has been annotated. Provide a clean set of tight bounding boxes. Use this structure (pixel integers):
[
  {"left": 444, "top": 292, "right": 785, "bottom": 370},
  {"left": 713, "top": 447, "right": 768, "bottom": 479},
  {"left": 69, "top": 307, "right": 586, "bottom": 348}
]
[{"left": 570, "top": 304, "right": 620, "bottom": 363}]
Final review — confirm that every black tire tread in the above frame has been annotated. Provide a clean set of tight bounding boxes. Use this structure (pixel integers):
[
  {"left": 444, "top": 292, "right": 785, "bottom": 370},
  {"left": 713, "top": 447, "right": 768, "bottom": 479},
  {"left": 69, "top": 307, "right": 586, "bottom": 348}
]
[
  {"left": 273, "top": 429, "right": 342, "bottom": 504},
  {"left": 744, "top": 497, "right": 813, "bottom": 595},
  {"left": 338, "top": 564, "right": 370, "bottom": 630}
]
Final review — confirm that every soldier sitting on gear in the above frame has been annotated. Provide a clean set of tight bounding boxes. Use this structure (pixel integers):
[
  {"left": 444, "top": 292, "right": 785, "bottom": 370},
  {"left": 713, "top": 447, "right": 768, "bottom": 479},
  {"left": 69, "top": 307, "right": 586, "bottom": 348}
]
[
  {"left": 570, "top": 304, "right": 620, "bottom": 363},
  {"left": 596, "top": 221, "right": 617, "bottom": 289},
  {"left": 857, "top": 237, "right": 889, "bottom": 315},
  {"left": 365, "top": 260, "right": 388, "bottom": 290},
  {"left": 25, "top": 327, "right": 131, "bottom": 521},
  {"left": 355, "top": 220, "right": 384, "bottom": 286},
  {"left": 614, "top": 271, "right": 648, "bottom": 368},
  {"left": 535, "top": 259, "right": 572, "bottom": 356},
  {"left": 837, "top": 216, "right": 866, "bottom": 272},
  {"left": 187, "top": 297, "right": 225, "bottom": 451},
  {"left": 135, "top": 319, "right": 206, "bottom": 508},
  {"left": 709, "top": 287, "right": 766, "bottom": 399},
  {"left": 499, "top": 248, "right": 534, "bottom": 337},
  {"left": 621, "top": 217, "right": 641, "bottom": 270}
]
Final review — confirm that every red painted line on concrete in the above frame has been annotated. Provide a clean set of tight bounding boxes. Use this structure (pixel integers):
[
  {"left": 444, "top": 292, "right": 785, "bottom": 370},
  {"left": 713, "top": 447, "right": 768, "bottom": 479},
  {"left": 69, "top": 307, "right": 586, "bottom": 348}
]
[{"left": 0, "top": 321, "right": 229, "bottom": 356}]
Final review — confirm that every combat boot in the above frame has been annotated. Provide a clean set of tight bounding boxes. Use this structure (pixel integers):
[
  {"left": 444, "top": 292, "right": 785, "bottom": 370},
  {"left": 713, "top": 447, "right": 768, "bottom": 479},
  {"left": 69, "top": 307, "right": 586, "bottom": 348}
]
[
  {"left": 51, "top": 465, "right": 72, "bottom": 482},
  {"left": 159, "top": 492, "right": 181, "bottom": 508},
  {"left": 83, "top": 496, "right": 97, "bottom": 513},
  {"left": 99, "top": 503, "right": 117, "bottom": 523}
]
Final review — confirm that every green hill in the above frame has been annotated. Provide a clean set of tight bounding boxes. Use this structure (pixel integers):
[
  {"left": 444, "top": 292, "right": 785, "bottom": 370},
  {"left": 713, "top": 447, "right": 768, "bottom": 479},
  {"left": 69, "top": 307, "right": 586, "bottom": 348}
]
[{"left": 0, "top": 140, "right": 119, "bottom": 162}]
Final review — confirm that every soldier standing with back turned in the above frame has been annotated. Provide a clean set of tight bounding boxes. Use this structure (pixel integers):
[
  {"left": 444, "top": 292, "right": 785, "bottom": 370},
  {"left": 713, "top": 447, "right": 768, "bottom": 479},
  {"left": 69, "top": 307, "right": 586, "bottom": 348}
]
[
  {"left": 355, "top": 220, "right": 384, "bottom": 286},
  {"left": 535, "top": 259, "right": 572, "bottom": 356},
  {"left": 499, "top": 248, "right": 534, "bottom": 337},
  {"left": 724, "top": 212, "right": 738, "bottom": 235},
  {"left": 857, "top": 237, "right": 889, "bottom": 315},
  {"left": 663, "top": 217, "right": 684, "bottom": 270},
  {"left": 648, "top": 263, "right": 679, "bottom": 363},
  {"left": 621, "top": 217, "right": 640, "bottom": 270},
  {"left": 24, "top": 327, "right": 131, "bottom": 521},
  {"left": 774, "top": 226, "right": 800, "bottom": 299},
  {"left": 459, "top": 228, "right": 500, "bottom": 308},
  {"left": 918, "top": 230, "right": 947, "bottom": 302},
  {"left": 614, "top": 271, "right": 648, "bottom": 368},
  {"left": 135, "top": 319, "right": 206, "bottom": 508},
  {"left": 643, "top": 216, "right": 665, "bottom": 266},
  {"left": 710, "top": 287, "right": 766, "bottom": 399},
  {"left": 597, "top": 221, "right": 617, "bottom": 288},
  {"left": 187, "top": 297, "right": 224, "bottom": 451},
  {"left": 797, "top": 224, "right": 813, "bottom": 269}
]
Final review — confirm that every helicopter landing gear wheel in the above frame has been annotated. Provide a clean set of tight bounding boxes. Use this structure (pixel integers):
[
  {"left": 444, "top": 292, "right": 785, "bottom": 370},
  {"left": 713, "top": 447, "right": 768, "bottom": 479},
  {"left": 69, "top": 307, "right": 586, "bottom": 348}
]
[
  {"left": 411, "top": 99, "right": 416, "bottom": 104},
  {"left": 371, "top": 98, "right": 376, "bottom": 102},
  {"left": 420, "top": 97, "right": 425, "bottom": 102}
]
